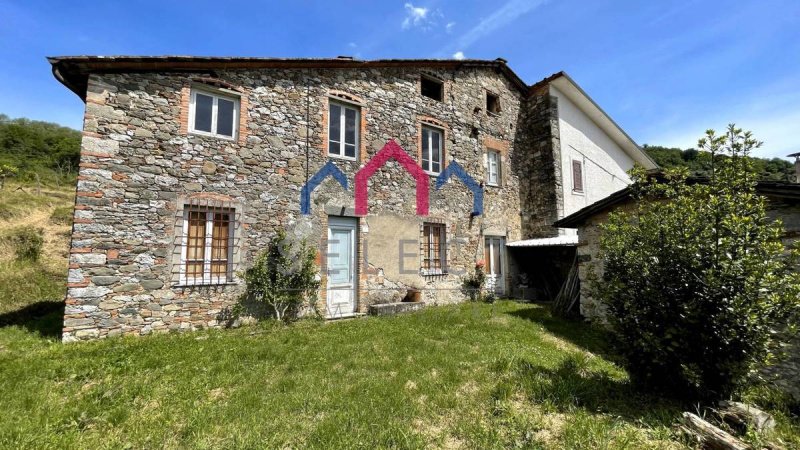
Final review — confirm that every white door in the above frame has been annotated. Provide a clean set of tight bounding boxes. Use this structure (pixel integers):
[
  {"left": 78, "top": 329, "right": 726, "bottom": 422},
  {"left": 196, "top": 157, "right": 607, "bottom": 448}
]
[
  {"left": 326, "top": 217, "right": 358, "bottom": 317},
  {"left": 484, "top": 236, "right": 506, "bottom": 295}
]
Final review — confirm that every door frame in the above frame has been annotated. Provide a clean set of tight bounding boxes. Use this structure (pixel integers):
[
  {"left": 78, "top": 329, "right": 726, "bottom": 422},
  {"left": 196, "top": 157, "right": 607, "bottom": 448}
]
[
  {"left": 326, "top": 216, "right": 359, "bottom": 318},
  {"left": 484, "top": 235, "right": 506, "bottom": 296}
]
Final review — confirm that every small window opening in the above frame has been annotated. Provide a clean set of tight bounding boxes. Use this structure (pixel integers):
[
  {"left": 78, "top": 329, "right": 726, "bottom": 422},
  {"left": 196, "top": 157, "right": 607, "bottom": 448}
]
[
  {"left": 421, "top": 76, "right": 443, "bottom": 101},
  {"left": 486, "top": 92, "right": 501, "bottom": 115},
  {"left": 572, "top": 160, "right": 584, "bottom": 193}
]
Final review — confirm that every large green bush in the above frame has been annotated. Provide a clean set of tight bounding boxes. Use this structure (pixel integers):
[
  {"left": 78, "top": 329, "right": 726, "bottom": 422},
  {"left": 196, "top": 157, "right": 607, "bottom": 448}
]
[
  {"left": 591, "top": 125, "right": 800, "bottom": 400},
  {"left": 4, "top": 227, "right": 44, "bottom": 262},
  {"left": 239, "top": 230, "right": 320, "bottom": 322}
]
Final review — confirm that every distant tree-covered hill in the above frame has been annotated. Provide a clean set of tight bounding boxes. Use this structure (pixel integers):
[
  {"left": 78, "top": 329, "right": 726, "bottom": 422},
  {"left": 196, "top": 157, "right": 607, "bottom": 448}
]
[
  {"left": 0, "top": 114, "right": 81, "bottom": 184},
  {"left": 642, "top": 144, "right": 794, "bottom": 182}
]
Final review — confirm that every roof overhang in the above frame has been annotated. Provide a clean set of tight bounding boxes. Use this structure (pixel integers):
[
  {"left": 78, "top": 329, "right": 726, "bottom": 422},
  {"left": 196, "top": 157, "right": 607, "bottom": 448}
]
[
  {"left": 554, "top": 178, "right": 800, "bottom": 228},
  {"left": 507, "top": 235, "right": 580, "bottom": 247},
  {"left": 530, "top": 72, "right": 658, "bottom": 170},
  {"left": 47, "top": 56, "right": 529, "bottom": 101}
]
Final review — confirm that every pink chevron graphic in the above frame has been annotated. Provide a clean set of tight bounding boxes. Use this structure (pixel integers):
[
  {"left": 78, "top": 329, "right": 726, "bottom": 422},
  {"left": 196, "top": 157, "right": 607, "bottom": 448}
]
[{"left": 355, "top": 140, "right": 429, "bottom": 216}]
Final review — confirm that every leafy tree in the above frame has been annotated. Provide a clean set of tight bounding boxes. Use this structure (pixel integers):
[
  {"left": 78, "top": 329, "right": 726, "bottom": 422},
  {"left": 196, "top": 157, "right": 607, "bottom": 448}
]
[
  {"left": 593, "top": 125, "right": 800, "bottom": 400},
  {"left": 240, "top": 230, "right": 320, "bottom": 322}
]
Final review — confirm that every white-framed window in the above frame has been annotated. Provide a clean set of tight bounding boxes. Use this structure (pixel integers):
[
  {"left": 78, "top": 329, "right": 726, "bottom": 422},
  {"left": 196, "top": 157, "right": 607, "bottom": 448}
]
[
  {"left": 189, "top": 88, "right": 239, "bottom": 139},
  {"left": 422, "top": 222, "right": 447, "bottom": 275},
  {"left": 328, "top": 100, "right": 360, "bottom": 160},
  {"left": 572, "top": 159, "right": 584, "bottom": 193},
  {"left": 486, "top": 150, "right": 501, "bottom": 186},
  {"left": 421, "top": 126, "right": 444, "bottom": 175},
  {"left": 180, "top": 208, "right": 234, "bottom": 285}
]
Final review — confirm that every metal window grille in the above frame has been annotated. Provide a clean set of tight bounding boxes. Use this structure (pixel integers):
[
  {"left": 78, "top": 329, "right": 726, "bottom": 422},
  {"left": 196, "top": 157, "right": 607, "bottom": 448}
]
[
  {"left": 173, "top": 197, "right": 242, "bottom": 286},
  {"left": 422, "top": 223, "right": 447, "bottom": 274}
]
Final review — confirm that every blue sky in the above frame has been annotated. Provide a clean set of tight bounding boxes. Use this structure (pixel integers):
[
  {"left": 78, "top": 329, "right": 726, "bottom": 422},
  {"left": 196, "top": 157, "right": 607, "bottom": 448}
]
[{"left": 1, "top": 0, "right": 799, "bottom": 159}]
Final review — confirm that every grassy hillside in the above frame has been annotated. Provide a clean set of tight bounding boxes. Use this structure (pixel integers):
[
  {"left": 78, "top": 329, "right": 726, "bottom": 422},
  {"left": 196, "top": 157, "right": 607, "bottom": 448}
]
[
  {"left": 643, "top": 144, "right": 795, "bottom": 181},
  {"left": 0, "top": 183, "right": 74, "bottom": 333}
]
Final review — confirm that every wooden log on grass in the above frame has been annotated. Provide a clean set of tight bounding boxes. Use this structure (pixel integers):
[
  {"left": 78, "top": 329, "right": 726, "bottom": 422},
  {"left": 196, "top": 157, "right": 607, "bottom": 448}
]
[
  {"left": 717, "top": 401, "right": 775, "bottom": 433},
  {"left": 680, "top": 412, "right": 750, "bottom": 450}
]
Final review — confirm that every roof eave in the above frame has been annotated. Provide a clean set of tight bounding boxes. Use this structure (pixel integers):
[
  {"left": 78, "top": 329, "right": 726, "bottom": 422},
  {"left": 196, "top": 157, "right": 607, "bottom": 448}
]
[{"left": 47, "top": 56, "right": 530, "bottom": 102}]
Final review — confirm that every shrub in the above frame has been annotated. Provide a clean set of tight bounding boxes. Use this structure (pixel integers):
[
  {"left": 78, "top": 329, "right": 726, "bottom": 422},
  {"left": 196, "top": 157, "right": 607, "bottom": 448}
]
[
  {"left": 591, "top": 125, "right": 800, "bottom": 400},
  {"left": 239, "top": 229, "right": 320, "bottom": 322},
  {"left": 462, "top": 260, "right": 487, "bottom": 301},
  {"left": 4, "top": 227, "right": 44, "bottom": 262},
  {"left": 0, "top": 164, "right": 18, "bottom": 189},
  {"left": 50, "top": 206, "right": 74, "bottom": 225}
]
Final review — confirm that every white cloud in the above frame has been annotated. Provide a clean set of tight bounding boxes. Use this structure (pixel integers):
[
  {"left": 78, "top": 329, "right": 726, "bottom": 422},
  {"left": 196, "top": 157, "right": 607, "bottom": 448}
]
[
  {"left": 444, "top": 0, "right": 549, "bottom": 53},
  {"left": 348, "top": 42, "right": 357, "bottom": 48},
  {"left": 452, "top": 51, "right": 465, "bottom": 60},
  {"left": 446, "top": 22, "right": 455, "bottom": 33},
  {"left": 402, "top": 3, "right": 429, "bottom": 30}
]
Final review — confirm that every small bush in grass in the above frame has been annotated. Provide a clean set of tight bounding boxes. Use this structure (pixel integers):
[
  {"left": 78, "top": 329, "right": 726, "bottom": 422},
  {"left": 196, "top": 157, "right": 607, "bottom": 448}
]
[
  {"left": 49, "top": 206, "right": 73, "bottom": 225},
  {"left": 591, "top": 125, "right": 800, "bottom": 400},
  {"left": 462, "top": 260, "right": 487, "bottom": 301},
  {"left": 4, "top": 227, "right": 44, "bottom": 262},
  {"left": 238, "top": 229, "right": 320, "bottom": 323}
]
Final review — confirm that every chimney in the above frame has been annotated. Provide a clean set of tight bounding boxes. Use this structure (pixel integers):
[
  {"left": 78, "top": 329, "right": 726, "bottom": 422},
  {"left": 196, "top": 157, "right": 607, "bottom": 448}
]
[{"left": 790, "top": 152, "right": 800, "bottom": 183}]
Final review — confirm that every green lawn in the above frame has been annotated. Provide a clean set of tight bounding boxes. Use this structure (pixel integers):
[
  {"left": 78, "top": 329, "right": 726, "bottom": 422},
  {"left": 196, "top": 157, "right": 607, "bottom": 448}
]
[{"left": 0, "top": 301, "right": 797, "bottom": 449}]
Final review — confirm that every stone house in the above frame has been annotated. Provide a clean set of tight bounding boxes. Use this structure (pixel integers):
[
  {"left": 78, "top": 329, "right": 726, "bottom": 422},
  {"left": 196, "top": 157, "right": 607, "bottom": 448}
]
[{"left": 49, "top": 56, "right": 655, "bottom": 341}]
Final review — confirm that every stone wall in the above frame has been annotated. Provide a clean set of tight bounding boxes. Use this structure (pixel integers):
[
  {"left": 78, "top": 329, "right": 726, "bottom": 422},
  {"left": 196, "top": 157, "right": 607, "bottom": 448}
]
[
  {"left": 63, "top": 65, "right": 531, "bottom": 341},
  {"left": 515, "top": 88, "right": 562, "bottom": 238}
]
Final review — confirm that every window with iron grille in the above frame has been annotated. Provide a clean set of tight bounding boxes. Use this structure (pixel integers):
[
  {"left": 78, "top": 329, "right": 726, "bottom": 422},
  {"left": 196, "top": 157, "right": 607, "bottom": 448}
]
[
  {"left": 572, "top": 159, "right": 584, "bottom": 193},
  {"left": 181, "top": 208, "right": 234, "bottom": 285},
  {"left": 422, "top": 222, "right": 447, "bottom": 274}
]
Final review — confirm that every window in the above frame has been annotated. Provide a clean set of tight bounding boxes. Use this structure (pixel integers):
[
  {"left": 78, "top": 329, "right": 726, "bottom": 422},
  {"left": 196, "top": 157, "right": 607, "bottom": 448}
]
[
  {"left": 189, "top": 89, "right": 239, "bottom": 139},
  {"left": 572, "top": 159, "right": 584, "bottom": 193},
  {"left": 181, "top": 208, "right": 234, "bottom": 285},
  {"left": 421, "top": 126, "right": 444, "bottom": 174},
  {"left": 421, "top": 76, "right": 443, "bottom": 101},
  {"left": 328, "top": 101, "right": 360, "bottom": 160},
  {"left": 486, "top": 92, "right": 501, "bottom": 115},
  {"left": 486, "top": 150, "right": 501, "bottom": 186},
  {"left": 422, "top": 223, "right": 447, "bottom": 274}
]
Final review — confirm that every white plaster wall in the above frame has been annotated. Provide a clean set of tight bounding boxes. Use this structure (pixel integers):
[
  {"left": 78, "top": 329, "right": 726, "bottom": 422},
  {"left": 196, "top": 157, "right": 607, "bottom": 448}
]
[{"left": 551, "top": 86, "right": 636, "bottom": 225}]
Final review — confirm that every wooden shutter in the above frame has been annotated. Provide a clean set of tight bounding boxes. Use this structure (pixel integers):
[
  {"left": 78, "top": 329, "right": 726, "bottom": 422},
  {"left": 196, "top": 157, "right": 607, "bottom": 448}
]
[
  {"left": 186, "top": 211, "right": 207, "bottom": 280},
  {"left": 210, "top": 212, "right": 230, "bottom": 279},
  {"left": 572, "top": 160, "right": 584, "bottom": 192}
]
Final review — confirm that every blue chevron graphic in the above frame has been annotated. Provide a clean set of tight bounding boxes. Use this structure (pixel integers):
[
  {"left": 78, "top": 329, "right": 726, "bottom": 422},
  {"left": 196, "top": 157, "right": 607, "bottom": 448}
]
[
  {"left": 435, "top": 161, "right": 483, "bottom": 216},
  {"left": 300, "top": 161, "right": 349, "bottom": 215}
]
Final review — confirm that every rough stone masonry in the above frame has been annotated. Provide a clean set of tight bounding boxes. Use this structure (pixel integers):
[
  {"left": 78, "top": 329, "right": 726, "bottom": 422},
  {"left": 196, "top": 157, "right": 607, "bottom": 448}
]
[{"left": 52, "top": 58, "right": 566, "bottom": 341}]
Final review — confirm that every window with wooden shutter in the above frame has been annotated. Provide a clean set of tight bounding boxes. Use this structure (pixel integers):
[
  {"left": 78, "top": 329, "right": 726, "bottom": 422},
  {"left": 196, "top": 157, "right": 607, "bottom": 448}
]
[
  {"left": 422, "top": 222, "right": 447, "bottom": 274},
  {"left": 181, "top": 207, "right": 234, "bottom": 285},
  {"left": 572, "top": 160, "right": 584, "bottom": 193}
]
